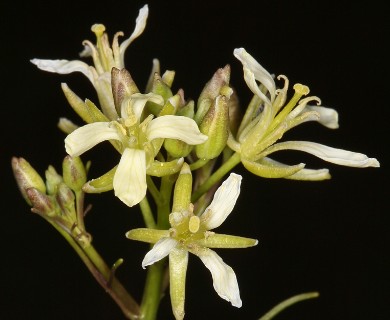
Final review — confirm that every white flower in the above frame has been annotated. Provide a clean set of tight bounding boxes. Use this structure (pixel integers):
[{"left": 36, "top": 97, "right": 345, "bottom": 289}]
[
  {"left": 126, "top": 173, "right": 258, "bottom": 319},
  {"left": 229, "top": 48, "right": 380, "bottom": 180},
  {"left": 65, "top": 92, "right": 207, "bottom": 207},
  {"left": 31, "top": 5, "right": 149, "bottom": 120}
]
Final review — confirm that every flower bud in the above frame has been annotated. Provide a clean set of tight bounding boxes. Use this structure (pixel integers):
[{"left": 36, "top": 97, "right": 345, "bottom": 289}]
[
  {"left": 56, "top": 182, "right": 76, "bottom": 219},
  {"left": 26, "top": 188, "right": 56, "bottom": 216},
  {"left": 62, "top": 155, "right": 87, "bottom": 192},
  {"left": 11, "top": 157, "right": 46, "bottom": 206},
  {"left": 111, "top": 67, "right": 140, "bottom": 114},
  {"left": 195, "top": 65, "right": 230, "bottom": 125},
  {"left": 45, "top": 165, "right": 63, "bottom": 195},
  {"left": 195, "top": 95, "right": 230, "bottom": 159}
]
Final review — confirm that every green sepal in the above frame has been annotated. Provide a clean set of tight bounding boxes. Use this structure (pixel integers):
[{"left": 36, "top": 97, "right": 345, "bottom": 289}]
[
  {"left": 61, "top": 83, "right": 108, "bottom": 124},
  {"left": 125, "top": 228, "right": 169, "bottom": 243},
  {"left": 242, "top": 157, "right": 305, "bottom": 178},
  {"left": 83, "top": 166, "right": 116, "bottom": 193},
  {"left": 146, "top": 158, "right": 184, "bottom": 177},
  {"left": 194, "top": 233, "right": 258, "bottom": 248}
]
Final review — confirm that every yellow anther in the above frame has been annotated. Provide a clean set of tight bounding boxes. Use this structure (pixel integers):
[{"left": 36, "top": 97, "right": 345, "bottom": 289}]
[
  {"left": 189, "top": 216, "right": 200, "bottom": 233},
  {"left": 293, "top": 83, "right": 310, "bottom": 96}
]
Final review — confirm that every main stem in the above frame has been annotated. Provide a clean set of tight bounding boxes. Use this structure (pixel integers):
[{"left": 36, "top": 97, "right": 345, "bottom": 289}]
[
  {"left": 49, "top": 221, "right": 140, "bottom": 319},
  {"left": 140, "top": 174, "right": 174, "bottom": 320}
]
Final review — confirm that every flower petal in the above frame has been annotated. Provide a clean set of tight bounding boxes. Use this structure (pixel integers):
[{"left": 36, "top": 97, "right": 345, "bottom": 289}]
[
  {"left": 142, "top": 237, "right": 177, "bottom": 269},
  {"left": 65, "top": 122, "right": 121, "bottom": 157},
  {"left": 304, "top": 105, "right": 339, "bottom": 129},
  {"left": 119, "top": 4, "right": 149, "bottom": 67},
  {"left": 147, "top": 115, "right": 208, "bottom": 144},
  {"left": 123, "top": 92, "right": 164, "bottom": 121},
  {"left": 169, "top": 247, "right": 189, "bottom": 320},
  {"left": 30, "top": 59, "right": 95, "bottom": 84},
  {"left": 113, "top": 148, "right": 147, "bottom": 207},
  {"left": 200, "top": 173, "right": 241, "bottom": 230},
  {"left": 261, "top": 141, "right": 380, "bottom": 168},
  {"left": 233, "top": 48, "right": 276, "bottom": 107},
  {"left": 193, "top": 248, "right": 242, "bottom": 308}
]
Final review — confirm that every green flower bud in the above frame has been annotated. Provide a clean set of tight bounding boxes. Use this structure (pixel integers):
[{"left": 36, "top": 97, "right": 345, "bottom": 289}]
[
  {"left": 152, "top": 72, "right": 173, "bottom": 101},
  {"left": 62, "top": 155, "right": 87, "bottom": 192},
  {"left": 195, "top": 95, "right": 230, "bottom": 159},
  {"left": 56, "top": 182, "right": 76, "bottom": 219},
  {"left": 45, "top": 165, "right": 63, "bottom": 195},
  {"left": 11, "top": 157, "right": 46, "bottom": 206},
  {"left": 163, "top": 96, "right": 194, "bottom": 158},
  {"left": 195, "top": 64, "right": 230, "bottom": 125}
]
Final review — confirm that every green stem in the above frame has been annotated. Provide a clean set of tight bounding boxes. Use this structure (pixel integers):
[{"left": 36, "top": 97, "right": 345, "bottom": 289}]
[
  {"left": 48, "top": 220, "right": 140, "bottom": 319},
  {"left": 146, "top": 175, "right": 162, "bottom": 206},
  {"left": 75, "top": 190, "right": 86, "bottom": 231},
  {"left": 140, "top": 174, "right": 175, "bottom": 319},
  {"left": 191, "top": 152, "right": 241, "bottom": 203},
  {"left": 259, "top": 292, "right": 319, "bottom": 320},
  {"left": 139, "top": 197, "right": 156, "bottom": 229},
  {"left": 140, "top": 260, "right": 165, "bottom": 320},
  {"left": 189, "top": 158, "right": 209, "bottom": 171}
]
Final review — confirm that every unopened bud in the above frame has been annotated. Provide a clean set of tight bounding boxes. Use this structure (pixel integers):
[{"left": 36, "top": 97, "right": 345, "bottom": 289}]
[
  {"left": 195, "top": 65, "right": 230, "bottom": 124},
  {"left": 111, "top": 67, "right": 140, "bottom": 114},
  {"left": 195, "top": 95, "right": 230, "bottom": 159},
  {"left": 26, "top": 188, "right": 56, "bottom": 216},
  {"left": 11, "top": 157, "right": 46, "bottom": 206},
  {"left": 45, "top": 165, "right": 63, "bottom": 195},
  {"left": 62, "top": 155, "right": 87, "bottom": 192},
  {"left": 56, "top": 182, "right": 76, "bottom": 218}
]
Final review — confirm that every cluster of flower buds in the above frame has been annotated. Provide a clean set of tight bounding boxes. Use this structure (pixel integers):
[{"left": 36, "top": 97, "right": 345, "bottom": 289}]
[{"left": 12, "top": 156, "right": 91, "bottom": 248}]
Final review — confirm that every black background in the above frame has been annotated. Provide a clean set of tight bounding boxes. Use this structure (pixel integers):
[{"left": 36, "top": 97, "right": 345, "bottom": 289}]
[{"left": 1, "top": 1, "right": 388, "bottom": 319}]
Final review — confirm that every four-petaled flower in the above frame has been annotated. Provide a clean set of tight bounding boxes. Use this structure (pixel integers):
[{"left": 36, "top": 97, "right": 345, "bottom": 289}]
[
  {"left": 228, "top": 48, "right": 379, "bottom": 180},
  {"left": 126, "top": 166, "right": 257, "bottom": 320},
  {"left": 31, "top": 5, "right": 149, "bottom": 121},
  {"left": 64, "top": 80, "right": 208, "bottom": 207}
]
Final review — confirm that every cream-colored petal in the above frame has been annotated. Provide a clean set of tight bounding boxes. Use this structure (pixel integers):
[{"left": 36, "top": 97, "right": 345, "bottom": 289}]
[
  {"left": 262, "top": 141, "right": 380, "bottom": 168},
  {"left": 169, "top": 248, "right": 189, "bottom": 320},
  {"left": 304, "top": 105, "right": 339, "bottom": 129},
  {"left": 147, "top": 116, "right": 208, "bottom": 144},
  {"left": 142, "top": 237, "right": 177, "bottom": 269},
  {"left": 64, "top": 122, "right": 121, "bottom": 157},
  {"left": 193, "top": 248, "right": 242, "bottom": 308},
  {"left": 200, "top": 173, "right": 241, "bottom": 230},
  {"left": 113, "top": 148, "right": 147, "bottom": 207},
  {"left": 233, "top": 48, "right": 276, "bottom": 106},
  {"left": 119, "top": 4, "right": 149, "bottom": 68},
  {"left": 30, "top": 59, "right": 95, "bottom": 84},
  {"left": 122, "top": 92, "right": 164, "bottom": 121},
  {"left": 285, "top": 168, "right": 331, "bottom": 181}
]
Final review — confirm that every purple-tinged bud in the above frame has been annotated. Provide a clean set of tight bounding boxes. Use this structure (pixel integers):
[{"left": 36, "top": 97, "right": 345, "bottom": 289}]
[
  {"left": 62, "top": 155, "right": 87, "bottom": 192},
  {"left": 195, "top": 94, "right": 230, "bottom": 159},
  {"left": 11, "top": 157, "right": 46, "bottom": 206},
  {"left": 26, "top": 188, "right": 56, "bottom": 216}
]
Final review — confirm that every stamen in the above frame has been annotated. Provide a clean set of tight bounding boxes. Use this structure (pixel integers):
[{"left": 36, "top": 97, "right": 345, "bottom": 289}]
[{"left": 189, "top": 216, "right": 200, "bottom": 233}]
